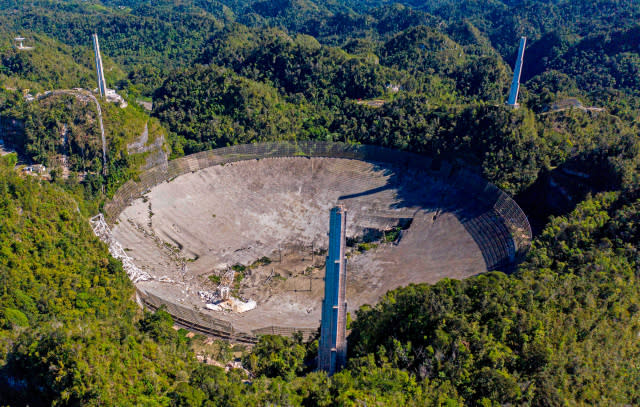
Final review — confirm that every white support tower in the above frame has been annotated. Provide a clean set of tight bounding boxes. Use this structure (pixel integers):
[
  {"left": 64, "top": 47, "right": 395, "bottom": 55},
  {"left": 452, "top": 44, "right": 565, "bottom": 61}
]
[
  {"left": 507, "top": 37, "right": 527, "bottom": 107},
  {"left": 92, "top": 34, "right": 108, "bottom": 98}
]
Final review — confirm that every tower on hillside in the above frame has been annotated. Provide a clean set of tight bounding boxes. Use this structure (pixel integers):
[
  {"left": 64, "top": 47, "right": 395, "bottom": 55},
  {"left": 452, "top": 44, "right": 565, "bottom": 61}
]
[
  {"left": 92, "top": 34, "right": 107, "bottom": 98},
  {"left": 507, "top": 37, "right": 527, "bottom": 107},
  {"left": 318, "top": 205, "right": 348, "bottom": 375}
]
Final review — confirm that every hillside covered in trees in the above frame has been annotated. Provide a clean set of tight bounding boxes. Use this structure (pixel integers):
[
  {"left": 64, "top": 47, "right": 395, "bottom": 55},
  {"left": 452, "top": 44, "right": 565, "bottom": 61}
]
[{"left": 1, "top": 0, "right": 640, "bottom": 405}]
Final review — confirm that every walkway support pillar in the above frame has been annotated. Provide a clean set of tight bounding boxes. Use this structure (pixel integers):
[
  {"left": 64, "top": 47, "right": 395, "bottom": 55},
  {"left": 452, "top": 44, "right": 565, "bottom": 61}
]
[{"left": 318, "top": 205, "right": 348, "bottom": 375}]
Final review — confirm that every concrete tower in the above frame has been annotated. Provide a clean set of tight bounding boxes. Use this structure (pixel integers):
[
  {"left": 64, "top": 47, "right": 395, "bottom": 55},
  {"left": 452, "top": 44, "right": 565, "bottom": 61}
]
[
  {"left": 318, "top": 205, "right": 348, "bottom": 375},
  {"left": 92, "top": 34, "right": 107, "bottom": 98},
  {"left": 507, "top": 37, "right": 527, "bottom": 107}
]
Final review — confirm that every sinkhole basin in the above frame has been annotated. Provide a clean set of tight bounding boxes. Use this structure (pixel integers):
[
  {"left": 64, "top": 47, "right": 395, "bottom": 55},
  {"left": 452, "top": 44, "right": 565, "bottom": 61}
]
[{"left": 106, "top": 142, "right": 531, "bottom": 337}]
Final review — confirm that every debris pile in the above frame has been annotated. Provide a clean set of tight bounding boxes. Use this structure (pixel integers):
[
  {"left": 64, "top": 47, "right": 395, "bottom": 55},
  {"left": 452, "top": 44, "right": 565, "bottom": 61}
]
[
  {"left": 89, "top": 213, "right": 152, "bottom": 283},
  {"left": 199, "top": 290, "right": 218, "bottom": 303},
  {"left": 199, "top": 270, "right": 257, "bottom": 313}
]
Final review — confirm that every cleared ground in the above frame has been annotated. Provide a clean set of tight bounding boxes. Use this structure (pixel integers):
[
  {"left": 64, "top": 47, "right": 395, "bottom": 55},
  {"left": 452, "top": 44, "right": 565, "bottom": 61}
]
[{"left": 113, "top": 157, "right": 495, "bottom": 332}]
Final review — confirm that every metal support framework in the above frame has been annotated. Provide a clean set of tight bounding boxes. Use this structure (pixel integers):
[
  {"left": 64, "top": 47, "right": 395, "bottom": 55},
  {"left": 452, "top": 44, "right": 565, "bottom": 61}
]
[
  {"left": 318, "top": 205, "right": 348, "bottom": 375},
  {"left": 507, "top": 37, "right": 527, "bottom": 107},
  {"left": 92, "top": 34, "right": 107, "bottom": 98}
]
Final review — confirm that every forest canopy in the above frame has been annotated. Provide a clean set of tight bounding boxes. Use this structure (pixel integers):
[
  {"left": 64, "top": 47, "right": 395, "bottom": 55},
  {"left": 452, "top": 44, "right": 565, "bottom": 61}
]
[{"left": 1, "top": 0, "right": 640, "bottom": 405}]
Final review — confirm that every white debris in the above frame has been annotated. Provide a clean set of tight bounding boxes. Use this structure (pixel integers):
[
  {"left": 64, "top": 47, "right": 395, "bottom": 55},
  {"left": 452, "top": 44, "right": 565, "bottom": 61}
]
[
  {"left": 205, "top": 303, "right": 223, "bottom": 311},
  {"left": 199, "top": 290, "right": 218, "bottom": 302},
  {"left": 204, "top": 298, "right": 256, "bottom": 313},
  {"left": 89, "top": 213, "right": 152, "bottom": 283},
  {"left": 233, "top": 298, "right": 257, "bottom": 313},
  {"left": 199, "top": 288, "right": 256, "bottom": 313}
]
